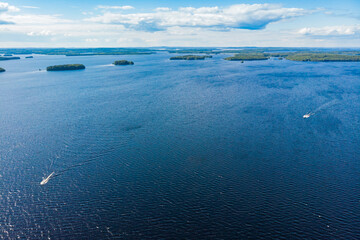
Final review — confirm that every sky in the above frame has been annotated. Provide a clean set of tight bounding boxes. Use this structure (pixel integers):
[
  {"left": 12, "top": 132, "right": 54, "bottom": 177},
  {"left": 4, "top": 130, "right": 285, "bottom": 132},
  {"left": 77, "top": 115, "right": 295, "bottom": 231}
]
[{"left": 0, "top": 0, "right": 359, "bottom": 47}]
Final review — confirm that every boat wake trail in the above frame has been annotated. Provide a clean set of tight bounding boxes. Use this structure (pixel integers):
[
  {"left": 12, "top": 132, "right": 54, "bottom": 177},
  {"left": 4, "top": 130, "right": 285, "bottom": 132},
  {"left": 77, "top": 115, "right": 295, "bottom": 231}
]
[
  {"left": 303, "top": 99, "right": 339, "bottom": 119},
  {"left": 40, "top": 148, "right": 116, "bottom": 185},
  {"left": 313, "top": 99, "right": 338, "bottom": 113}
]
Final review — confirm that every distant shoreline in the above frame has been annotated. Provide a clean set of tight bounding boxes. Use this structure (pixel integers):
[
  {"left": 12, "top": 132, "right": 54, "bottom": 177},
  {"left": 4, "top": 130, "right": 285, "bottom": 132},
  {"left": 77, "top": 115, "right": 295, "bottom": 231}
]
[{"left": 1, "top": 48, "right": 360, "bottom": 64}]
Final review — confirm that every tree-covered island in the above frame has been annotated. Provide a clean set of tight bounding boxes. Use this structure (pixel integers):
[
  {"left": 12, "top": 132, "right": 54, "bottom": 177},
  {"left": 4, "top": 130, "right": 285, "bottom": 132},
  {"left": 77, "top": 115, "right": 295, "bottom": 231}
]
[
  {"left": 224, "top": 51, "right": 360, "bottom": 62},
  {"left": 170, "top": 55, "right": 212, "bottom": 60},
  {"left": 0, "top": 56, "right": 20, "bottom": 61},
  {"left": 46, "top": 64, "right": 85, "bottom": 71},
  {"left": 113, "top": 60, "right": 134, "bottom": 65},
  {"left": 0, "top": 67, "right": 5, "bottom": 72},
  {"left": 224, "top": 53, "right": 269, "bottom": 61},
  {"left": 285, "top": 53, "right": 360, "bottom": 62},
  {"left": 25, "top": 56, "right": 33, "bottom": 58}
]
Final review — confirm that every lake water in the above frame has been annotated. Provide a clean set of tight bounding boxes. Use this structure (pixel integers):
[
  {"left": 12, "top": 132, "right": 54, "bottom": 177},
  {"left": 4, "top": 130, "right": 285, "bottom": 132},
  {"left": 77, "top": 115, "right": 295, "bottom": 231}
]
[{"left": 0, "top": 53, "right": 360, "bottom": 239}]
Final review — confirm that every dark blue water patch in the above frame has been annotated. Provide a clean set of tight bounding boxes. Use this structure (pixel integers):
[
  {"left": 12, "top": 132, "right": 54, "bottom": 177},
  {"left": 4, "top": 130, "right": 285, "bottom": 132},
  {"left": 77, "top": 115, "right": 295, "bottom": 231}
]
[
  {"left": 303, "top": 113, "right": 342, "bottom": 134},
  {"left": 242, "top": 105, "right": 269, "bottom": 115},
  {"left": 123, "top": 125, "right": 142, "bottom": 131},
  {"left": 261, "top": 81, "right": 298, "bottom": 89},
  {"left": 1, "top": 53, "right": 360, "bottom": 239},
  {"left": 343, "top": 67, "right": 360, "bottom": 76},
  {"left": 316, "top": 84, "right": 345, "bottom": 100},
  {"left": 257, "top": 71, "right": 332, "bottom": 78}
]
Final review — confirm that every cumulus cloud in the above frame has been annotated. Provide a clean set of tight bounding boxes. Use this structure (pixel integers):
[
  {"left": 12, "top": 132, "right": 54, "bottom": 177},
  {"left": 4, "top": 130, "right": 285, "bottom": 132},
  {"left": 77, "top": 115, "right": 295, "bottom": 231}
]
[
  {"left": 0, "top": 2, "right": 19, "bottom": 24},
  {"left": 0, "top": 2, "right": 19, "bottom": 12},
  {"left": 97, "top": 5, "right": 134, "bottom": 10},
  {"left": 298, "top": 25, "right": 360, "bottom": 36},
  {"left": 86, "top": 4, "right": 308, "bottom": 31}
]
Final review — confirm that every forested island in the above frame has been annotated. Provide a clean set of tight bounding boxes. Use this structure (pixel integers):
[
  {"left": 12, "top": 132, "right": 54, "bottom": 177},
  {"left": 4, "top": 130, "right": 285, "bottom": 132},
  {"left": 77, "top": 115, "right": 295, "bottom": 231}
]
[
  {"left": 170, "top": 55, "right": 212, "bottom": 60},
  {"left": 25, "top": 56, "right": 33, "bottom": 59},
  {"left": 113, "top": 60, "right": 134, "bottom": 65},
  {"left": 46, "top": 64, "right": 85, "bottom": 71},
  {"left": 224, "top": 51, "right": 360, "bottom": 62},
  {"left": 0, "top": 67, "right": 5, "bottom": 72},
  {"left": 0, "top": 56, "right": 20, "bottom": 61},
  {"left": 285, "top": 53, "right": 360, "bottom": 62},
  {"left": 225, "top": 53, "right": 269, "bottom": 61}
]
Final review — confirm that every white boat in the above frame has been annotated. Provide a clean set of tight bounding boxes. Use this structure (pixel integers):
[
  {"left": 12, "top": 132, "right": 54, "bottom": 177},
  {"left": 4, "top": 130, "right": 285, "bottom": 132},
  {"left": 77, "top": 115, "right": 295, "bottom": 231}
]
[
  {"left": 40, "top": 172, "right": 55, "bottom": 185},
  {"left": 303, "top": 112, "right": 314, "bottom": 118}
]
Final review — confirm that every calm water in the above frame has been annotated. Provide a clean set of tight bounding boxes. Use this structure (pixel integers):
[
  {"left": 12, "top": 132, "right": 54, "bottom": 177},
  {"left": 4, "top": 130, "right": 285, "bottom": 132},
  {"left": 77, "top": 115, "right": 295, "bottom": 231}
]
[{"left": 0, "top": 53, "right": 360, "bottom": 239}]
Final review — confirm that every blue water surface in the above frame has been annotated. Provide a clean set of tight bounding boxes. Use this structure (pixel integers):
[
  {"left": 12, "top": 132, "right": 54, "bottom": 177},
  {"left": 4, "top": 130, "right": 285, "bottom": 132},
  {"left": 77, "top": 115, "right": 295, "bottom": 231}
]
[{"left": 0, "top": 53, "right": 360, "bottom": 239}]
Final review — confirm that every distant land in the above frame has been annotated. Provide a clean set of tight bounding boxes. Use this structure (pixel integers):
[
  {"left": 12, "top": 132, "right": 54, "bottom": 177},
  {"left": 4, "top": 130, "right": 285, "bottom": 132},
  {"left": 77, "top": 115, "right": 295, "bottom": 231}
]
[
  {"left": 224, "top": 50, "right": 360, "bottom": 62},
  {"left": 170, "top": 55, "right": 212, "bottom": 60},
  {"left": 0, "top": 67, "right": 5, "bottom": 72},
  {"left": 66, "top": 53, "right": 151, "bottom": 56},
  {"left": 47, "top": 64, "right": 85, "bottom": 71},
  {"left": 0, "top": 48, "right": 155, "bottom": 56},
  {"left": 0, "top": 47, "right": 359, "bottom": 62}
]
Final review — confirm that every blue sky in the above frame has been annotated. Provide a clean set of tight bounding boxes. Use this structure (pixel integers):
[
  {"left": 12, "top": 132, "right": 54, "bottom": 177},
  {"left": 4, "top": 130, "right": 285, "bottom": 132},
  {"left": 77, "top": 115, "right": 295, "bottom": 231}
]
[{"left": 1, "top": 0, "right": 359, "bottom": 47}]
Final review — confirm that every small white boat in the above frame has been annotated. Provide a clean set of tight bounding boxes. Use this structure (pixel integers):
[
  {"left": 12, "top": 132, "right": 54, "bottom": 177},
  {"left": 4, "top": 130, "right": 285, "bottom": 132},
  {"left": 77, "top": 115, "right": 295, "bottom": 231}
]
[
  {"left": 40, "top": 172, "right": 55, "bottom": 185},
  {"left": 303, "top": 112, "right": 314, "bottom": 118}
]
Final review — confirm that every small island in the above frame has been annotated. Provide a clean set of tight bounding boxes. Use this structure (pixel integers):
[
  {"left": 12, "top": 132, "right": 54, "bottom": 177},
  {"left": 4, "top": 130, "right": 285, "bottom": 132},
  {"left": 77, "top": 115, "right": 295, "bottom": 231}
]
[
  {"left": 285, "top": 53, "right": 360, "bottom": 62},
  {"left": 3, "top": 54, "right": 13, "bottom": 56},
  {"left": 224, "top": 53, "right": 269, "bottom": 61},
  {"left": 170, "top": 55, "right": 212, "bottom": 60},
  {"left": 113, "top": 60, "right": 134, "bottom": 65},
  {"left": 46, "top": 64, "right": 85, "bottom": 71},
  {"left": 25, "top": 56, "right": 33, "bottom": 59},
  {"left": 0, "top": 67, "right": 5, "bottom": 72},
  {"left": 0, "top": 56, "right": 20, "bottom": 61}
]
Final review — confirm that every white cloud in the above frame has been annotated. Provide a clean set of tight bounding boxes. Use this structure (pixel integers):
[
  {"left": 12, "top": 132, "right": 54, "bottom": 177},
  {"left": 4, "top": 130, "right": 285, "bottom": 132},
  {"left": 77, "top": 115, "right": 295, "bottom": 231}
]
[
  {"left": 97, "top": 5, "right": 134, "bottom": 10},
  {"left": 298, "top": 25, "right": 360, "bottom": 36},
  {"left": 82, "top": 11, "right": 93, "bottom": 15},
  {"left": 22, "top": 6, "right": 39, "bottom": 9},
  {"left": 27, "top": 30, "right": 55, "bottom": 36},
  {"left": 1, "top": 2, "right": 358, "bottom": 48},
  {"left": 87, "top": 4, "right": 308, "bottom": 31},
  {"left": 0, "top": 2, "right": 20, "bottom": 24},
  {"left": 85, "top": 38, "right": 98, "bottom": 42},
  {"left": 3, "top": 14, "right": 73, "bottom": 24},
  {"left": 155, "top": 7, "right": 171, "bottom": 12},
  {"left": 0, "top": 2, "right": 19, "bottom": 12}
]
